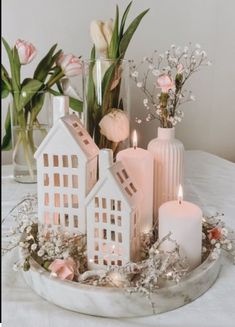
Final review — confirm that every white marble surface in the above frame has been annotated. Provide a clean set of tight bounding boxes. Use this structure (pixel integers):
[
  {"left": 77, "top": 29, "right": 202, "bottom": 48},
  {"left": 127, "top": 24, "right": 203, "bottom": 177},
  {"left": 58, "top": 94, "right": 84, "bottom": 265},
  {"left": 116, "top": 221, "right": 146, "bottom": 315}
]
[{"left": 2, "top": 150, "right": 235, "bottom": 326}]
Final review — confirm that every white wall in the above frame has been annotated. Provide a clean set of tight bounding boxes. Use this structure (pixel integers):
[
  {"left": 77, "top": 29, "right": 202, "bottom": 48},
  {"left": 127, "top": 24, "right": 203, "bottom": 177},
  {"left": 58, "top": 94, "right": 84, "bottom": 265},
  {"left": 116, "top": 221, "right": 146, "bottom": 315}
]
[{"left": 2, "top": 0, "right": 235, "bottom": 163}]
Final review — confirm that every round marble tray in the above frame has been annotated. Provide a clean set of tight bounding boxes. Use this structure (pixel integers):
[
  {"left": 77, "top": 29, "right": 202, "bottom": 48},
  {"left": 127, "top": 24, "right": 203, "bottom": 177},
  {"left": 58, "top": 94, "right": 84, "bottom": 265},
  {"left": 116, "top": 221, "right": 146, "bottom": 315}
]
[{"left": 20, "top": 252, "right": 221, "bottom": 318}]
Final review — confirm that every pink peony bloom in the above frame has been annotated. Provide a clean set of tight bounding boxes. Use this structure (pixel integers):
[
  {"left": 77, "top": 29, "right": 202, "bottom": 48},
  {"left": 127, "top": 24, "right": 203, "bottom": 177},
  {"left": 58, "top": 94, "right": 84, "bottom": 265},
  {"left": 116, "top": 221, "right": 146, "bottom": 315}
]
[
  {"left": 15, "top": 39, "right": 37, "bottom": 65},
  {"left": 157, "top": 74, "right": 175, "bottom": 93},
  {"left": 208, "top": 227, "right": 222, "bottom": 241},
  {"left": 48, "top": 258, "right": 76, "bottom": 281},
  {"left": 58, "top": 53, "right": 82, "bottom": 77},
  {"left": 99, "top": 109, "right": 129, "bottom": 143}
]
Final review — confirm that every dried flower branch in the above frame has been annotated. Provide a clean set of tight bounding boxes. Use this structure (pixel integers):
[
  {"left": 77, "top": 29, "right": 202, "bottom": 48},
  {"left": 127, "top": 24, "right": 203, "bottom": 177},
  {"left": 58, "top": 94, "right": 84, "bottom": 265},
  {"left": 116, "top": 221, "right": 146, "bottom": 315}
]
[{"left": 130, "top": 44, "right": 211, "bottom": 128}]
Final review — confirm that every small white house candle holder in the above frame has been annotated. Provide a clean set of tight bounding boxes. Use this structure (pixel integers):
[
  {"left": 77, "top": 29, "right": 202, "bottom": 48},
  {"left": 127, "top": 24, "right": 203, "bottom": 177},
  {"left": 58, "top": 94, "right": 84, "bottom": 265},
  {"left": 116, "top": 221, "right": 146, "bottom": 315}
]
[
  {"left": 86, "top": 149, "right": 143, "bottom": 270},
  {"left": 34, "top": 96, "right": 99, "bottom": 234}
]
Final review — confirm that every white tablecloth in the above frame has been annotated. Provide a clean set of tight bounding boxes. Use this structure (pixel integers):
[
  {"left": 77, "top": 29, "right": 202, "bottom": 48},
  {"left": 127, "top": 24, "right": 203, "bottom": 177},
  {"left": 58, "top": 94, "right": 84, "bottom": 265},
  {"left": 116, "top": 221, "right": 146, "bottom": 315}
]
[{"left": 2, "top": 151, "right": 235, "bottom": 327}]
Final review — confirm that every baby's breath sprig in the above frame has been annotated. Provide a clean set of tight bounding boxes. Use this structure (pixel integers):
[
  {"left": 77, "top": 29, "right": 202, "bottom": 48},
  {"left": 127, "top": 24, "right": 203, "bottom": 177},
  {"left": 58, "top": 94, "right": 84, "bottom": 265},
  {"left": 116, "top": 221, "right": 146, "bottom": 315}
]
[{"left": 130, "top": 43, "right": 211, "bottom": 128}]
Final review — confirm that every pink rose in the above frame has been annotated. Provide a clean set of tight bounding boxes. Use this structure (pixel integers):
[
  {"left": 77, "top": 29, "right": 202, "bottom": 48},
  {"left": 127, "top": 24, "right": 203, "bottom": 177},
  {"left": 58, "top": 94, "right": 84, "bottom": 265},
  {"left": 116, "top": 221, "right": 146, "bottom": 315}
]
[
  {"left": 15, "top": 39, "right": 37, "bottom": 65},
  {"left": 157, "top": 74, "right": 175, "bottom": 93},
  {"left": 208, "top": 227, "right": 222, "bottom": 241},
  {"left": 58, "top": 53, "right": 82, "bottom": 77},
  {"left": 48, "top": 258, "right": 76, "bottom": 281}
]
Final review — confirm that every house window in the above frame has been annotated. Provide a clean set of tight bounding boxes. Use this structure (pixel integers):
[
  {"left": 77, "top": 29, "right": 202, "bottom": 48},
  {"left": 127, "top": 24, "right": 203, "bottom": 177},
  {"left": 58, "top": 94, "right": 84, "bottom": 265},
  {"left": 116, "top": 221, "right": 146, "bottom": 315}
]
[
  {"left": 130, "top": 182, "right": 137, "bottom": 193},
  {"left": 54, "top": 173, "right": 60, "bottom": 187},
  {"left": 95, "top": 197, "right": 99, "bottom": 208},
  {"left": 94, "top": 242, "right": 99, "bottom": 251},
  {"left": 111, "top": 261, "right": 115, "bottom": 266},
  {"left": 103, "top": 259, "right": 108, "bottom": 265},
  {"left": 54, "top": 193, "right": 60, "bottom": 207},
  {"left": 102, "top": 198, "right": 106, "bottom": 209},
  {"left": 117, "top": 260, "right": 122, "bottom": 266},
  {"left": 118, "top": 233, "right": 122, "bottom": 243},
  {"left": 95, "top": 212, "right": 99, "bottom": 222},
  {"left": 44, "top": 173, "right": 49, "bottom": 186},
  {"left": 44, "top": 212, "right": 50, "bottom": 224},
  {"left": 122, "top": 169, "right": 129, "bottom": 179},
  {"left": 71, "top": 194, "right": 79, "bottom": 208},
  {"left": 117, "top": 216, "right": 122, "bottom": 226},
  {"left": 72, "top": 175, "right": 78, "bottom": 188},
  {"left": 102, "top": 243, "right": 107, "bottom": 253},
  {"left": 102, "top": 213, "right": 107, "bottom": 223},
  {"left": 62, "top": 155, "right": 68, "bottom": 167},
  {"left": 111, "top": 231, "right": 116, "bottom": 241},
  {"left": 63, "top": 175, "right": 68, "bottom": 187},
  {"left": 94, "top": 255, "right": 99, "bottom": 264},
  {"left": 72, "top": 122, "right": 78, "bottom": 128},
  {"left": 53, "top": 155, "right": 59, "bottom": 167},
  {"left": 44, "top": 193, "right": 49, "bottom": 206},
  {"left": 83, "top": 139, "right": 89, "bottom": 145},
  {"left": 125, "top": 187, "right": 132, "bottom": 196},
  {"left": 53, "top": 213, "right": 60, "bottom": 225},
  {"left": 94, "top": 228, "right": 99, "bottom": 238},
  {"left": 73, "top": 215, "right": 78, "bottom": 228},
  {"left": 116, "top": 172, "right": 124, "bottom": 183},
  {"left": 110, "top": 199, "right": 115, "bottom": 210},
  {"left": 43, "top": 154, "right": 49, "bottom": 167},
  {"left": 117, "top": 201, "right": 121, "bottom": 211},
  {"left": 111, "top": 215, "right": 115, "bottom": 225},
  {"left": 65, "top": 214, "right": 69, "bottom": 227},
  {"left": 71, "top": 155, "right": 78, "bottom": 168},
  {"left": 103, "top": 229, "right": 107, "bottom": 240},
  {"left": 78, "top": 131, "right": 83, "bottom": 137},
  {"left": 63, "top": 194, "right": 68, "bottom": 207}
]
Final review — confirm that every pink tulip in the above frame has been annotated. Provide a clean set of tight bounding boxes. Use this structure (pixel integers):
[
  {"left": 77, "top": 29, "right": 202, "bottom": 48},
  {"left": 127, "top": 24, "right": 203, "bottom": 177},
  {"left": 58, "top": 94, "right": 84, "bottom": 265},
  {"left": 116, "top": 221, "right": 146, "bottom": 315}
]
[
  {"left": 58, "top": 53, "right": 82, "bottom": 77},
  {"left": 15, "top": 39, "right": 37, "bottom": 65},
  {"left": 48, "top": 258, "right": 76, "bottom": 281},
  {"left": 157, "top": 74, "right": 175, "bottom": 93}
]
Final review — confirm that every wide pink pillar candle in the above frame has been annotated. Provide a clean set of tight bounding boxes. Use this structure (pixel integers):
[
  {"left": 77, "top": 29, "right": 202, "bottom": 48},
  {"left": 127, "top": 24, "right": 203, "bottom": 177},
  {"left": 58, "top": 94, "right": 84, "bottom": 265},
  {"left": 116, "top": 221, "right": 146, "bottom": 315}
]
[{"left": 158, "top": 200, "right": 202, "bottom": 270}]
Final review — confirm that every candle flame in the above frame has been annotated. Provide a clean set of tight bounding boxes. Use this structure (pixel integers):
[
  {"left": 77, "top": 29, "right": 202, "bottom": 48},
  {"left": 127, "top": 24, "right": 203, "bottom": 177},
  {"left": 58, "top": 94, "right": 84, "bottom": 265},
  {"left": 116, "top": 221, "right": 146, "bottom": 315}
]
[
  {"left": 178, "top": 184, "right": 183, "bottom": 204},
  {"left": 132, "top": 130, "right": 138, "bottom": 149}
]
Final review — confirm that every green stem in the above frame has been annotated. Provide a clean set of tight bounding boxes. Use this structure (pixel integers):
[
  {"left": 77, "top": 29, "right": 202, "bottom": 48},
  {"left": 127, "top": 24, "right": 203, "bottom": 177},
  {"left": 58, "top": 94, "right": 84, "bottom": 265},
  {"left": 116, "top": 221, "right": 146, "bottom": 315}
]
[{"left": 46, "top": 71, "right": 64, "bottom": 88}]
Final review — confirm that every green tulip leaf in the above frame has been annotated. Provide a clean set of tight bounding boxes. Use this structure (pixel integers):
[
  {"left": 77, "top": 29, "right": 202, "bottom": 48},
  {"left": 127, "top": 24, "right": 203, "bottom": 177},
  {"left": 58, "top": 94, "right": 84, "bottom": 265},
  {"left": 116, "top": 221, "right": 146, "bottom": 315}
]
[
  {"left": 1, "top": 80, "right": 10, "bottom": 98},
  {"left": 120, "top": 1, "right": 132, "bottom": 38},
  {"left": 108, "top": 5, "right": 119, "bottom": 59},
  {"left": 13, "top": 46, "right": 21, "bottom": 87},
  {"left": 119, "top": 8, "right": 149, "bottom": 59},
  {"left": 33, "top": 44, "right": 59, "bottom": 82},
  {"left": 30, "top": 92, "right": 45, "bottom": 124},
  {"left": 69, "top": 97, "right": 83, "bottom": 112},
  {"left": 1, "top": 105, "right": 12, "bottom": 150},
  {"left": 18, "top": 79, "right": 43, "bottom": 111}
]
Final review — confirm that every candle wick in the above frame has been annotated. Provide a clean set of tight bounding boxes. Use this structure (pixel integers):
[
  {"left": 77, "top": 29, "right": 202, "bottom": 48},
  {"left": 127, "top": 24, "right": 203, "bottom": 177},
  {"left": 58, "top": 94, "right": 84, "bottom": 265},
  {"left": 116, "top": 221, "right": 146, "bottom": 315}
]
[
  {"left": 179, "top": 199, "right": 182, "bottom": 205},
  {"left": 134, "top": 145, "right": 137, "bottom": 150}
]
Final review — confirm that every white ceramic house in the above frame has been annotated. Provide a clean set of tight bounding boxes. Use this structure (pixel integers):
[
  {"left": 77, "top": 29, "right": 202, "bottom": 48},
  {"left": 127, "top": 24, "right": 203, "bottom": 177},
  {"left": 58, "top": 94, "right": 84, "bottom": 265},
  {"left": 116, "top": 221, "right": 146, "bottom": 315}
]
[
  {"left": 34, "top": 96, "right": 99, "bottom": 234},
  {"left": 86, "top": 149, "right": 143, "bottom": 270}
]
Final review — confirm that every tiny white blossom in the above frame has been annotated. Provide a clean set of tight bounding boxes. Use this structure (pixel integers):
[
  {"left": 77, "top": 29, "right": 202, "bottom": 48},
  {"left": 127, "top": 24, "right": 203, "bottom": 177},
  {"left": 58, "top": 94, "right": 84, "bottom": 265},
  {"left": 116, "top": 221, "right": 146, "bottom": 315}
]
[
  {"left": 143, "top": 98, "right": 148, "bottom": 106},
  {"left": 210, "top": 239, "right": 216, "bottom": 245},
  {"left": 195, "top": 43, "right": 201, "bottom": 49},
  {"left": 227, "top": 243, "right": 233, "bottom": 250},
  {"left": 149, "top": 64, "right": 154, "bottom": 70},
  {"left": 131, "top": 71, "right": 138, "bottom": 78},
  {"left": 171, "top": 44, "right": 176, "bottom": 49},
  {"left": 137, "top": 82, "right": 143, "bottom": 88},
  {"left": 183, "top": 46, "right": 189, "bottom": 53},
  {"left": 135, "top": 118, "right": 142, "bottom": 124},
  {"left": 13, "top": 263, "right": 19, "bottom": 271},
  {"left": 31, "top": 243, "right": 37, "bottom": 251},
  {"left": 26, "top": 226, "right": 32, "bottom": 233},
  {"left": 215, "top": 243, "right": 221, "bottom": 249},
  {"left": 152, "top": 69, "right": 160, "bottom": 77},
  {"left": 19, "top": 242, "right": 25, "bottom": 248},
  {"left": 202, "top": 246, "right": 207, "bottom": 253},
  {"left": 37, "top": 249, "right": 45, "bottom": 257},
  {"left": 190, "top": 94, "right": 196, "bottom": 101},
  {"left": 221, "top": 228, "right": 228, "bottom": 236}
]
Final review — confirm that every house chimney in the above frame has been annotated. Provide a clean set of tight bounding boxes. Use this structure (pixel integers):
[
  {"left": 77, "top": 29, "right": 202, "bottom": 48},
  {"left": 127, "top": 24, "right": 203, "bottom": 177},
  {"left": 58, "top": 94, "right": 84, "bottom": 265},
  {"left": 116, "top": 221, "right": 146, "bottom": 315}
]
[
  {"left": 99, "top": 149, "right": 113, "bottom": 178},
  {"left": 53, "top": 95, "right": 69, "bottom": 125}
]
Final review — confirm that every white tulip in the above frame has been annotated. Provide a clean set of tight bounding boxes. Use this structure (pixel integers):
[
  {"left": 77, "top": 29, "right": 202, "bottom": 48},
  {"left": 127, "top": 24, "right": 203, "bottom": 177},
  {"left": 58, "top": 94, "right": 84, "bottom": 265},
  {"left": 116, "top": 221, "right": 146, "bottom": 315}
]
[{"left": 90, "top": 19, "right": 113, "bottom": 56}]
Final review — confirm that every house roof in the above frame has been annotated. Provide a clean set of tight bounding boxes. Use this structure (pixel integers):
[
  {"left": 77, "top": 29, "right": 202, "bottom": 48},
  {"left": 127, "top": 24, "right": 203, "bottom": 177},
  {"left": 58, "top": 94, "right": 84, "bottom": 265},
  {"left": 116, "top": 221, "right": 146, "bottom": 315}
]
[
  {"left": 34, "top": 114, "right": 99, "bottom": 160},
  {"left": 86, "top": 161, "right": 143, "bottom": 209}
]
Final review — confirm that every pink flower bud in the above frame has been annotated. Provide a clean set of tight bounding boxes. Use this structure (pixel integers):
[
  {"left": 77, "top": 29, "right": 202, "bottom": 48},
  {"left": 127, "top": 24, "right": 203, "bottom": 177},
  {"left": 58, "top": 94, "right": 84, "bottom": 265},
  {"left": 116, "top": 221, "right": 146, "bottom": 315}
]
[
  {"left": 58, "top": 53, "right": 82, "bottom": 77},
  {"left": 48, "top": 258, "right": 76, "bottom": 281},
  {"left": 157, "top": 74, "right": 175, "bottom": 93},
  {"left": 15, "top": 39, "right": 37, "bottom": 65}
]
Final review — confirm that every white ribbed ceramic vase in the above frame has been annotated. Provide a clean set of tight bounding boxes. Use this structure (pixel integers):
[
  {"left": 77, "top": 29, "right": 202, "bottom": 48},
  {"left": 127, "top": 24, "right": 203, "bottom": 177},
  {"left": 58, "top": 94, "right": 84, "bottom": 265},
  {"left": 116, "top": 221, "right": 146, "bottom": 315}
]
[{"left": 148, "top": 127, "right": 184, "bottom": 221}]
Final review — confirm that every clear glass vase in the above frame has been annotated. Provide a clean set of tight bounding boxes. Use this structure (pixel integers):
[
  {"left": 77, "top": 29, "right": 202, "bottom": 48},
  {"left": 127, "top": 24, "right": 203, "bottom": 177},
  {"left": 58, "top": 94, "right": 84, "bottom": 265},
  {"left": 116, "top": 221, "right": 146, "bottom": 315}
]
[
  {"left": 10, "top": 92, "right": 51, "bottom": 183},
  {"left": 83, "top": 59, "right": 130, "bottom": 156}
]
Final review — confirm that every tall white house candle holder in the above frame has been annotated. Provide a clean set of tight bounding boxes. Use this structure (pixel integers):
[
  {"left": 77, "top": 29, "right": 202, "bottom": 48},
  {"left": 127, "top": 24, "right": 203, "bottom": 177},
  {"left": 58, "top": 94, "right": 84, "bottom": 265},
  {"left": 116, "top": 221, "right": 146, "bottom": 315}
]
[
  {"left": 86, "top": 149, "right": 143, "bottom": 270},
  {"left": 148, "top": 127, "right": 184, "bottom": 222},
  {"left": 34, "top": 96, "right": 99, "bottom": 234},
  {"left": 158, "top": 185, "right": 202, "bottom": 270},
  {"left": 116, "top": 130, "right": 153, "bottom": 233}
]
